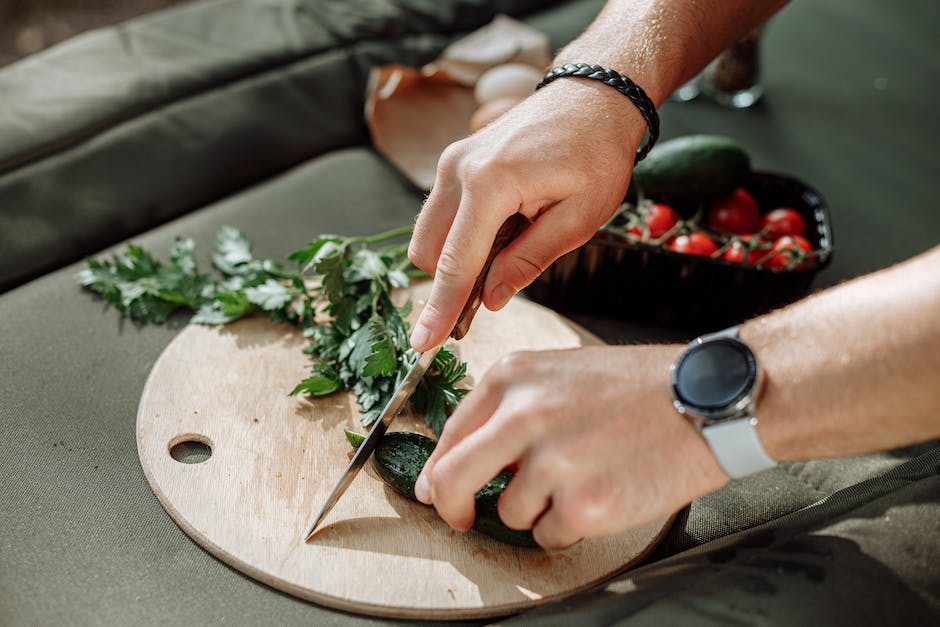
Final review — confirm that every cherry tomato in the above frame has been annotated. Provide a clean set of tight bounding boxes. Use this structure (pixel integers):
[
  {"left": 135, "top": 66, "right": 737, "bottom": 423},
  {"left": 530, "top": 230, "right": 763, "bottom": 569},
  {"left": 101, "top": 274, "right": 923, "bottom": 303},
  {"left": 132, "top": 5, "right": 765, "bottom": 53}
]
[
  {"left": 765, "top": 235, "right": 814, "bottom": 270},
  {"left": 722, "top": 235, "right": 769, "bottom": 264},
  {"left": 628, "top": 203, "right": 680, "bottom": 239},
  {"left": 668, "top": 232, "right": 719, "bottom": 256},
  {"left": 761, "top": 207, "right": 807, "bottom": 239},
  {"left": 708, "top": 188, "right": 761, "bottom": 234}
]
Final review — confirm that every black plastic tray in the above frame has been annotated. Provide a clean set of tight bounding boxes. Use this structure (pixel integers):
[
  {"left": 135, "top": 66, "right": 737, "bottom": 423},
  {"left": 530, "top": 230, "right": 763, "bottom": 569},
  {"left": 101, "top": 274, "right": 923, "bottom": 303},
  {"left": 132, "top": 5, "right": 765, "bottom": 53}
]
[{"left": 525, "top": 171, "right": 834, "bottom": 332}]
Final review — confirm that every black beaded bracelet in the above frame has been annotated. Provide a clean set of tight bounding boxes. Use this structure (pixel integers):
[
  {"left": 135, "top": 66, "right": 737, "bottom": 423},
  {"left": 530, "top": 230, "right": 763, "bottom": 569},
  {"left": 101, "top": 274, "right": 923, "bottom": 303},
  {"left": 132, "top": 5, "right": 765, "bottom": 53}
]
[{"left": 536, "top": 63, "right": 660, "bottom": 164}]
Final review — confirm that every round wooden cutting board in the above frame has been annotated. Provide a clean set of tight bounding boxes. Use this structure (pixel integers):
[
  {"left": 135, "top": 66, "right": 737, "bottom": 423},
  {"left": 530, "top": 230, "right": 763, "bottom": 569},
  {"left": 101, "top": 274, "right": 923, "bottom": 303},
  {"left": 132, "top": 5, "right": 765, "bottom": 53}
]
[{"left": 137, "top": 285, "right": 672, "bottom": 619}]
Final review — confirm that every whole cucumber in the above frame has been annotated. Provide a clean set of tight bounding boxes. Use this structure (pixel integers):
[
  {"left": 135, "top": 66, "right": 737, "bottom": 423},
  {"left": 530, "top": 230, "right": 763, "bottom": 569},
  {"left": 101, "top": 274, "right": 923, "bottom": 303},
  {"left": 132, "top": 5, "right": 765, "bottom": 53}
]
[
  {"left": 628, "top": 134, "right": 751, "bottom": 206},
  {"left": 343, "top": 430, "right": 538, "bottom": 547}
]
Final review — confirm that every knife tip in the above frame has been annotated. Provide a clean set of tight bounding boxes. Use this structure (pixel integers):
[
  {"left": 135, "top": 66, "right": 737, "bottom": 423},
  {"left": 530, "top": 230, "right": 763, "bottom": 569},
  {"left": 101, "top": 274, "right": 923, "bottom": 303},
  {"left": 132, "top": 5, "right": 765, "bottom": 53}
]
[
  {"left": 303, "top": 526, "right": 318, "bottom": 543},
  {"left": 303, "top": 516, "right": 325, "bottom": 542}
]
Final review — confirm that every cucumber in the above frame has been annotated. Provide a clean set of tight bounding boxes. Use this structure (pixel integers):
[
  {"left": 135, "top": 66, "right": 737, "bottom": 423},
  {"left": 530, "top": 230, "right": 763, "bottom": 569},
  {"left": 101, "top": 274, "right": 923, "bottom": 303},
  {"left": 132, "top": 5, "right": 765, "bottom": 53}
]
[
  {"left": 472, "top": 470, "right": 540, "bottom": 548},
  {"left": 343, "top": 430, "right": 537, "bottom": 547},
  {"left": 628, "top": 134, "right": 751, "bottom": 206},
  {"left": 373, "top": 431, "right": 436, "bottom": 500},
  {"left": 344, "top": 428, "right": 366, "bottom": 448}
]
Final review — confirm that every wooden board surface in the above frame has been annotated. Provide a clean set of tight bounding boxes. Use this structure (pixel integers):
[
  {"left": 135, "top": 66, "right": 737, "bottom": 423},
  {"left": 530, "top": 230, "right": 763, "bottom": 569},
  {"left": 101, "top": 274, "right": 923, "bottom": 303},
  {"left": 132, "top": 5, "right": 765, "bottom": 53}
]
[{"left": 137, "top": 285, "right": 672, "bottom": 619}]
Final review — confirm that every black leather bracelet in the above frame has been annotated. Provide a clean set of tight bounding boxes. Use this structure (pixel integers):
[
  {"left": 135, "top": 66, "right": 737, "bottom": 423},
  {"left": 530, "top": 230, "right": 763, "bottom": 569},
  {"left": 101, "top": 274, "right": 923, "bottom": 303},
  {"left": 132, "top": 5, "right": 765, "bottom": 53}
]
[{"left": 536, "top": 63, "right": 660, "bottom": 164}]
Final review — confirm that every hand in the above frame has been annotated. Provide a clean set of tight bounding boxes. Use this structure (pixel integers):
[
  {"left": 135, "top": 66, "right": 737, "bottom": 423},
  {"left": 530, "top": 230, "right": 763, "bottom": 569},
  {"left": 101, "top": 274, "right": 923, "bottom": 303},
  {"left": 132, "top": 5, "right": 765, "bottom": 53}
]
[
  {"left": 407, "top": 81, "right": 647, "bottom": 351},
  {"left": 413, "top": 345, "right": 730, "bottom": 549}
]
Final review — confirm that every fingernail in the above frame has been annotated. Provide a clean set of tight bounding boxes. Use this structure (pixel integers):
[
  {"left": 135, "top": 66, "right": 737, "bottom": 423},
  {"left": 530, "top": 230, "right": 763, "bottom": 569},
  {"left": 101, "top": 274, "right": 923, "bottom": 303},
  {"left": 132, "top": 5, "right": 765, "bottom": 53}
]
[
  {"left": 410, "top": 322, "right": 431, "bottom": 351},
  {"left": 490, "top": 283, "right": 515, "bottom": 309},
  {"left": 414, "top": 472, "right": 431, "bottom": 503}
]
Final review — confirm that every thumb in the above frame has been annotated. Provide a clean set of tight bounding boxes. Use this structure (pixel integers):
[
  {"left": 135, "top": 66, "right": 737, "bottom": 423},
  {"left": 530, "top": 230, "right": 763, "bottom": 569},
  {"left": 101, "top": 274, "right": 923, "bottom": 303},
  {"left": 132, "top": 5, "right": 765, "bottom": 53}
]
[{"left": 482, "top": 199, "right": 602, "bottom": 310}]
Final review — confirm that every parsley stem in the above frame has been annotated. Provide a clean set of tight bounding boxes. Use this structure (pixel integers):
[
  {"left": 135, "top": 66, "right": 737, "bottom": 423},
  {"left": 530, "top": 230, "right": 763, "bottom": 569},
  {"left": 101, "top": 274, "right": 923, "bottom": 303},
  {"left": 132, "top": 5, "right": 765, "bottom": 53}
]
[
  {"left": 346, "top": 225, "right": 414, "bottom": 246},
  {"left": 393, "top": 256, "right": 413, "bottom": 272},
  {"left": 380, "top": 242, "right": 410, "bottom": 258}
]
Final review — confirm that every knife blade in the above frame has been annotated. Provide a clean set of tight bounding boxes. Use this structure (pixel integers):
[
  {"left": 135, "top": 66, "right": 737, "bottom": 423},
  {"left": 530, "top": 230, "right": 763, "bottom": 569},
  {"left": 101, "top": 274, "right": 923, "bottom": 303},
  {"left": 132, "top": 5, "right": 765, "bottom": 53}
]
[{"left": 303, "top": 213, "right": 530, "bottom": 541}]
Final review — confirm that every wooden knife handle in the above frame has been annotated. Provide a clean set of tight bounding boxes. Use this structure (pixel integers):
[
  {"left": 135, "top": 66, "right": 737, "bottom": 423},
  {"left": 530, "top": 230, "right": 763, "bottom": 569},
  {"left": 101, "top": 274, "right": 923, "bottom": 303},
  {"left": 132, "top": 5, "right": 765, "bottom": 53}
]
[{"left": 450, "top": 213, "right": 531, "bottom": 341}]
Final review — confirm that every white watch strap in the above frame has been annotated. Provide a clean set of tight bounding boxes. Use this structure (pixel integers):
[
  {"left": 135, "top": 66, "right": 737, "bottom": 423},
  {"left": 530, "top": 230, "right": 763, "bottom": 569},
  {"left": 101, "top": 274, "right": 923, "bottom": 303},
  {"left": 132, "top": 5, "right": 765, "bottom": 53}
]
[{"left": 701, "top": 417, "right": 776, "bottom": 478}]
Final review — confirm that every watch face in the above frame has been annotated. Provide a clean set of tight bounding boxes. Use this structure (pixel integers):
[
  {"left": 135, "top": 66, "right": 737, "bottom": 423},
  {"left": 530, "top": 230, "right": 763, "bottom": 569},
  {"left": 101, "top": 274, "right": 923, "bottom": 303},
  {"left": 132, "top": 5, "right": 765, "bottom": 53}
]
[{"left": 672, "top": 338, "right": 757, "bottom": 413}]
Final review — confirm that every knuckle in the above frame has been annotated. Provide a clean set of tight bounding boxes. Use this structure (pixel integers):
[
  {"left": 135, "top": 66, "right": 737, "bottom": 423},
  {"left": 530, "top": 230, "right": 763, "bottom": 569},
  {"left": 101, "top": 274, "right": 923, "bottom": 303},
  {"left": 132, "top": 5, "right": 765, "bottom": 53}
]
[
  {"left": 502, "top": 253, "right": 546, "bottom": 287},
  {"left": 556, "top": 488, "right": 612, "bottom": 535},
  {"left": 417, "top": 298, "right": 449, "bottom": 329},
  {"left": 435, "top": 246, "right": 465, "bottom": 281},
  {"left": 502, "top": 408, "right": 541, "bottom": 437},
  {"left": 527, "top": 441, "right": 563, "bottom": 480},
  {"left": 459, "top": 160, "right": 487, "bottom": 189},
  {"left": 567, "top": 218, "right": 601, "bottom": 245},
  {"left": 552, "top": 504, "right": 591, "bottom": 538},
  {"left": 408, "top": 243, "right": 432, "bottom": 273},
  {"left": 497, "top": 493, "right": 530, "bottom": 530},
  {"left": 433, "top": 424, "right": 458, "bottom": 452},
  {"left": 498, "top": 350, "right": 535, "bottom": 371},
  {"left": 429, "top": 456, "right": 460, "bottom": 493},
  {"left": 487, "top": 351, "right": 530, "bottom": 386},
  {"left": 437, "top": 142, "right": 466, "bottom": 178},
  {"left": 577, "top": 222, "right": 600, "bottom": 244},
  {"left": 428, "top": 459, "right": 449, "bottom": 485},
  {"left": 486, "top": 355, "right": 513, "bottom": 385},
  {"left": 460, "top": 155, "right": 504, "bottom": 189}
]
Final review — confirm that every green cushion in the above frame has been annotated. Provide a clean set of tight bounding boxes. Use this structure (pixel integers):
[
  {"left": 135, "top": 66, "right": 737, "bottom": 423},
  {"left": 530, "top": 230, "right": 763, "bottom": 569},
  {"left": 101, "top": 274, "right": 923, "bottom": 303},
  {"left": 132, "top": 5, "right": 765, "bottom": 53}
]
[{"left": 0, "top": 0, "right": 604, "bottom": 292}]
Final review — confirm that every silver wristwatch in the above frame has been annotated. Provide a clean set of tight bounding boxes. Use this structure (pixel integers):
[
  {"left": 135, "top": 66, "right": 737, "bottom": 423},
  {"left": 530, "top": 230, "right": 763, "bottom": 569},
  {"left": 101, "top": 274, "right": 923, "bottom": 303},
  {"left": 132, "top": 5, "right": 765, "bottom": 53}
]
[{"left": 669, "top": 326, "right": 776, "bottom": 479}]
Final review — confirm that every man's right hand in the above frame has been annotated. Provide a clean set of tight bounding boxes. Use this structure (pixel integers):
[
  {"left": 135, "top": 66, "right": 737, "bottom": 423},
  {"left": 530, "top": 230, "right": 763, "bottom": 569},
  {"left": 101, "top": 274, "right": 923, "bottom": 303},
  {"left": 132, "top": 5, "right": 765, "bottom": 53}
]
[{"left": 407, "top": 80, "right": 647, "bottom": 351}]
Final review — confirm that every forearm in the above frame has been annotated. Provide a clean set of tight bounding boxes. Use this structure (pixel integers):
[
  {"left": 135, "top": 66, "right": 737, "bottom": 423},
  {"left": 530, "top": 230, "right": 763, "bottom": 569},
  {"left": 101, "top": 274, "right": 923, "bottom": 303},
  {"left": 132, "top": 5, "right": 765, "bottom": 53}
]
[
  {"left": 744, "top": 245, "right": 940, "bottom": 461},
  {"left": 554, "top": 0, "right": 789, "bottom": 105}
]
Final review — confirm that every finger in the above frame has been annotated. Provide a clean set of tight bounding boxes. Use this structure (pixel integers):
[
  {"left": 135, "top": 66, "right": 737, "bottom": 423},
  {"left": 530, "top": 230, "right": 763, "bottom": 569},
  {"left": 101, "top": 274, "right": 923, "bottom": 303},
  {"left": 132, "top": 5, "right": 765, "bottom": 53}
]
[
  {"left": 531, "top": 500, "right": 585, "bottom": 550},
  {"left": 428, "top": 408, "right": 533, "bottom": 531},
  {"left": 496, "top": 458, "right": 552, "bottom": 531},
  {"left": 410, "top": 188, "right": 515, "bottom": 351},
  {"left": 409, "top": 169, "right": 461, "bottom": 275},
  {"left": 414, "top": 381, "right": 502, "bottom": 504},
  {"left": 482, "top": 196, "right": 603, "bottom": 310}
]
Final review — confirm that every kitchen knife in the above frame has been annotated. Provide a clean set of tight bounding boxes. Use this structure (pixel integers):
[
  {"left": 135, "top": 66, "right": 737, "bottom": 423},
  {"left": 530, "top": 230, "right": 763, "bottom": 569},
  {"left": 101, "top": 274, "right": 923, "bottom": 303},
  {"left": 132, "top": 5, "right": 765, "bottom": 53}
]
[{"left": 304, "top": 213, "right": 531, "bottom": 541}]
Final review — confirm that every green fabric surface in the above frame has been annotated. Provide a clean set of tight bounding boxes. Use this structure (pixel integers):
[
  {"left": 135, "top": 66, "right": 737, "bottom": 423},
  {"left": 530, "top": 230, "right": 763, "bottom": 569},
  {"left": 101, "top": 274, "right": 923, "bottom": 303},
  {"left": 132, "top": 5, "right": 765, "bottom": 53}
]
[
  {"left": 0, "top": 0, "right": 577, "bottom": 168},
  {"left": 0, "top": 0, "right": 601, "bottom": 293},
  {"left": 1, "top": 0, "right": 939, "bottom": 624}
]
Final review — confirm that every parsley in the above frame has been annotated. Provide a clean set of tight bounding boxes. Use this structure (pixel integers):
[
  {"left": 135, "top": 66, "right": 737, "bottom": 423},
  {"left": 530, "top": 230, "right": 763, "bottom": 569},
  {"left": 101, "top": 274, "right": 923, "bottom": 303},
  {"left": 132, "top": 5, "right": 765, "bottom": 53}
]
[{"left": 79, "top": 226, "right": 467, "bottom": 435}]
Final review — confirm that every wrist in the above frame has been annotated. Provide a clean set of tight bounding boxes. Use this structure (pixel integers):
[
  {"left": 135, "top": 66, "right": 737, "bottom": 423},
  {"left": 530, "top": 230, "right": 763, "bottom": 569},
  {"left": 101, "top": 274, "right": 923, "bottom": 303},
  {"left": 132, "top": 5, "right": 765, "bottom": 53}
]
[
  {"left": 529, "top": 78, "right": 647, "bottom": 160},
  {"left": 648, "top": 343, "right": 732, "bottom": 488},
  {"left": 536, "top": 64, "right": 659, "bottom": 163},
  {"left": 738, "top": 320, "right": 821, "bottom": 463},
  {"left": 552, "top": 48, "right": 675, "bottom": 107},
  {"left": 670, "top": 326, "right": 777, "bottom": 479},
  {"left": 550, "top": 2, "right": 680, "bottom": 106},
  {"left": 674, "top": 400, "right": 733, "bottom": 487}
]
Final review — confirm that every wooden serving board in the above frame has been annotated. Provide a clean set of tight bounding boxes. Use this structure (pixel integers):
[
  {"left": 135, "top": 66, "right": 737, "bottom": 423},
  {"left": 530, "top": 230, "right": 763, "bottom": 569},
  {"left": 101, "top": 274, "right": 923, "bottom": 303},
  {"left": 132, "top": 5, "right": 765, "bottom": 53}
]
[{"left": 137, "top": 284, "right": 672, "bottom": 619}]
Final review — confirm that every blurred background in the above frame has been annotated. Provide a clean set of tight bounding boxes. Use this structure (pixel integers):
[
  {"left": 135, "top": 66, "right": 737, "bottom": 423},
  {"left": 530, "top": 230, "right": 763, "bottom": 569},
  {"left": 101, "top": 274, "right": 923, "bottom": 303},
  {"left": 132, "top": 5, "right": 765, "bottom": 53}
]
[{"left": 0, "top": 0, "right": 192, "bottom": 67}]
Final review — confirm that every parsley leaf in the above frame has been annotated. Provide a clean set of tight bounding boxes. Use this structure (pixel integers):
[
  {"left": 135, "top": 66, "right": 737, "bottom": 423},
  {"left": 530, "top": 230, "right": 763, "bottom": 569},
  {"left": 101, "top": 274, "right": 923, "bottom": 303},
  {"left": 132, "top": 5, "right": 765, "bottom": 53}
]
[
  {"left": 411, "top": 346, "right": 469, "bottom": 436},
  {"left": 361, "top": 316, "right": 398, "bottom": 378},
  {"left": 79, "top": 224, "right": 469, "bottom": 434},
  {"left": 212, "top": 226, "right": 254, "bottom": 275},
  {"left": 245, "top": 279, "right": 295, "bottom": 311}
]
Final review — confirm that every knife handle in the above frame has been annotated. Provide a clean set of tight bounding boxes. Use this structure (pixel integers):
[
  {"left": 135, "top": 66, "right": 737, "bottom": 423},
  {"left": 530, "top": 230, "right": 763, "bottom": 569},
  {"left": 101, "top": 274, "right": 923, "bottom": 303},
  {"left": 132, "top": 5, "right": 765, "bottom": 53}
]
[{"left": 450, "top": 213, "right": 531, "bottom": 341}]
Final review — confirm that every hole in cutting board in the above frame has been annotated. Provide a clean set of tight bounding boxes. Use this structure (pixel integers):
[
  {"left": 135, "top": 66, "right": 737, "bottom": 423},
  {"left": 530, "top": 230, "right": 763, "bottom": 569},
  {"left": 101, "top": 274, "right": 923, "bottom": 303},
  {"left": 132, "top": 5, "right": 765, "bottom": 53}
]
[{"left": 169, "top": 434, "right": 213, "bottom": 464}]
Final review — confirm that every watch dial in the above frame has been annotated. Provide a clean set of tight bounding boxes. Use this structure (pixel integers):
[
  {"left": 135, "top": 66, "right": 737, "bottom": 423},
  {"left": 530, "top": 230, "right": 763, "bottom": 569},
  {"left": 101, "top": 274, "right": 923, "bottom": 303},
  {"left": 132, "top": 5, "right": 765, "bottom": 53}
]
[{"left": 674, "top": 339, "right": 756, "bottom": 410}]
